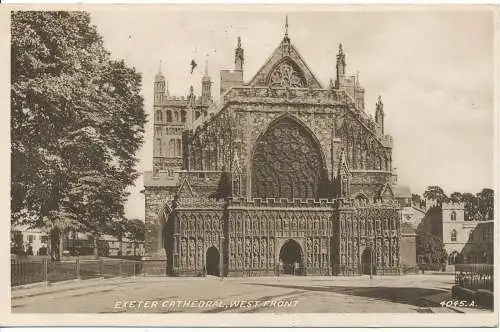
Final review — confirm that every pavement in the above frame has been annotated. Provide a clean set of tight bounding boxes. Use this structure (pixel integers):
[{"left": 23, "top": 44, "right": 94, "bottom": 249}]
[{"left": 11, "top": 274, "right": 493, "bottom": 314}]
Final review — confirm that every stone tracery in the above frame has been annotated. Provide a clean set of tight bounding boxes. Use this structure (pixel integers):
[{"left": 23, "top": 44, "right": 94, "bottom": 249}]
[{"left": 268, "top": 60, "right": 306, "bottom": 88}]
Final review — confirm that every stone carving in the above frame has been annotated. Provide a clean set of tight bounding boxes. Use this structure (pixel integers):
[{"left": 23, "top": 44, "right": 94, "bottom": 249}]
[{"left": 269, "top": 62, "right": 306, "bottom": 89}]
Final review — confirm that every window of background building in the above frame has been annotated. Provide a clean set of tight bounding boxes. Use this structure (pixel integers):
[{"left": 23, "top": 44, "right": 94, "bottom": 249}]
[
  {"left": 451, "top": 229, "right": 457, "bottom": 242},
  {"left": 156, "top": 110, "right": 163, "bottom": 122}
]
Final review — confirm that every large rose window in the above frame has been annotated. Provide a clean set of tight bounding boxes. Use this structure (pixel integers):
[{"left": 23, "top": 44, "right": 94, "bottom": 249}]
[{"left": 251, "top": 117, "right": 325, "bottom": 199}]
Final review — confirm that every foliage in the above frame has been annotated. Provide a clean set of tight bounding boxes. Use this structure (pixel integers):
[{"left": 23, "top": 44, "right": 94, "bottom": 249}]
[
  {"left": 462, "top": 192, "right": 478, "bottom": 221},
  {"left": 11, "top": 11, "right": 146, "bottom": 259},
  {"left": 423, "top": 186, "right": 448, "bottom": 205},
  {"left": 449, "top": 192, "right": 463, "bottom": 203},
  {"left": 411, "top": 193, "right": 421, "bottom": 206},
  {"left": 477, "top": 188, "right": 494, "bottom": 220},
  {"left": 416, "top": 231, "right": 447, "bottom": 270},
  {"left": 123, "top": 218, "right": 145, "bottom": 242}
]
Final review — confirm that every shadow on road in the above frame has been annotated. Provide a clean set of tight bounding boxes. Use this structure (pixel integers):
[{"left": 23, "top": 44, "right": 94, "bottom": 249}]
[{"left": 243, "top": 282, "right": 446, "bottom": 308}]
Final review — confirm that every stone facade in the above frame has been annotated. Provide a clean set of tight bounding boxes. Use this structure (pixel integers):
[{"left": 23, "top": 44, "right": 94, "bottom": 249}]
[
  {"left": 441, "top": 202, "right": 494, "bottom": 264},
  {"left": 144, "top": 25, "right": 403, "bottom": 276}
]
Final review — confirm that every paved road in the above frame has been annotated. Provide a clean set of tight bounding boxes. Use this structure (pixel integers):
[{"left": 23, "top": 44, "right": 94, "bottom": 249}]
[{"left": 12, "top": 274, "right": 465, "bottom": 313}]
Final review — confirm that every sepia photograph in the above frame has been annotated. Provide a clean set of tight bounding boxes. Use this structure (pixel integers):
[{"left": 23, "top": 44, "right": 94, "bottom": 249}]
[{"left": 4, "top": 4, "right": 498, "bottom": 327}]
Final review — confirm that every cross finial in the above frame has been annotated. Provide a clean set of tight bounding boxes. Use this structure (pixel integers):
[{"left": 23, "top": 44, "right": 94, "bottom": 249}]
[{"left": 285, "top": 15, "right": 289, "bottom": 37}]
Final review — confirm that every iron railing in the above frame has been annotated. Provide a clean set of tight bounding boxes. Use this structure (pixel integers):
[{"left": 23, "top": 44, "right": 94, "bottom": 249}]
[
  {"left": 454, "top": 264, "right": 493, "bottom": 291},
  {"left": 11, "top": 258, "right": 170, "bottom": 286}
]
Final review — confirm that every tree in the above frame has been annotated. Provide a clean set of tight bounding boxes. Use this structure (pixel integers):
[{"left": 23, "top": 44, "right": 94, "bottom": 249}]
[
  {"left": 477, "top": 188, "right": 494, "bottom": 220},
  {"left": 416, "top": 231, "right": 448, "bottom": 271},
  {"left": 462, "top": 192, "right": 478, "bottom": 221},
  {"left": 411, "top": 194, "right": 421, "bottom": 206},
  {"left": 423, "top": 186, "right": 448, "bottom": 205},
  {"left": 124, "top": 218, "right": 145, "bottom": 242},
  {"left": 123, "top": 218, "right": 145, "bottom": 256},
  {"left": 11, "top": 12, "right": 146, "bottom": 260},
  {"left": 449, "top": 192, "right": 463, "bottom": 203}
]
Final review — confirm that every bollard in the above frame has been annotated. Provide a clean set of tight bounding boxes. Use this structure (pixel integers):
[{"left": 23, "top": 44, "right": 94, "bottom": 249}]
[
  {"left": 76, "top": 258, "right": 80, "bottom": 280},
  {"left": 43, "top": 258, "right": 48, "bottom": 286},
  {"left": 100, "top": 259, "right": 104, "bottom": 278}
]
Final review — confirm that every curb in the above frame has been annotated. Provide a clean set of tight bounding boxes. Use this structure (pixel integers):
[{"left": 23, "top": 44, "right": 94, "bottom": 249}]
[{"left": 11, "top": 277, "right": 137, "bottom": 300}]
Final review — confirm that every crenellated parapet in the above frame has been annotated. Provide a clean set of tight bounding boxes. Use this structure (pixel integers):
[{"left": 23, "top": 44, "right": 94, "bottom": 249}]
[
  {"left": 175, "top": 196, "right": 225, "bottom": 210},
  {"left": 229, "top": 196, "right": 337, "bottom": 209},
  {"left": 442, "top": 202, "right": 465, "bottom": 210}
]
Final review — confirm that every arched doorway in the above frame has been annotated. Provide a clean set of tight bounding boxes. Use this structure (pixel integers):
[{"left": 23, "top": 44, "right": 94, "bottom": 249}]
[
  {"left": 279, "top": 239, "right": 303, "bottom": 275},
  {"left": 206, "top": 246, "right": 220, "bottom": 276},
  {"left": 251, "top": 116, "right": 326, "bottom": 199},
  {"left": 361, "top": 247, "right": 375, "bottom": 275}
]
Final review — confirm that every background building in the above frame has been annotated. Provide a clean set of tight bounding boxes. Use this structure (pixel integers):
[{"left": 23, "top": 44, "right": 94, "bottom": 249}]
[{"left": 442, "top": 202, "right": 494, "bottom": 264}]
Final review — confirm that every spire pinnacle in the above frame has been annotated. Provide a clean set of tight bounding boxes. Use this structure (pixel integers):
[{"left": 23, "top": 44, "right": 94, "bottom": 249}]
[
  {"left": 339, "top": 43, "right": 343, "bottom": 54},
  {"left": 285, "top": 15, "right": 289, "bottom": 37},
  {"left": 237, "top": 36, "right": 241, "bottom": 49},
  {"left": 155, "top": 59, "right": 165, "bottom": 81}
]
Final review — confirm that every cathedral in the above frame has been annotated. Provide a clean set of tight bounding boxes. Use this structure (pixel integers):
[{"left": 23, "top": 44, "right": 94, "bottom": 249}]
[{"left": 144, "top": 23, "right": 403, "bottom": 277}]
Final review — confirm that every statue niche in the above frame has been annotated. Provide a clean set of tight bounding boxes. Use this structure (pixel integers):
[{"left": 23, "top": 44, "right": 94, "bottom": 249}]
[{"left": 251, "top": 117, "right": 326, "bottom": 199}]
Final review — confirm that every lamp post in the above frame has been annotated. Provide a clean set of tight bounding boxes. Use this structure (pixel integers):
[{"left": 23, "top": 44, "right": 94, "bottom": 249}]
[
  {"left": 370, "top": 248, "right": 374, "bottom": 280},
  {"left": 219, "top": 233, "right": 224, "bottom": 281}
]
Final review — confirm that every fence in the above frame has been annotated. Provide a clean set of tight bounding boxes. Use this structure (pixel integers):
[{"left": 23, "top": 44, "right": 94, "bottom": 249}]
[
  {"left": 454, "top": 264, "right": 494, "bottom": 291},
  {"left": 11, "top": 258, "right": 169, "bottom": 287}
]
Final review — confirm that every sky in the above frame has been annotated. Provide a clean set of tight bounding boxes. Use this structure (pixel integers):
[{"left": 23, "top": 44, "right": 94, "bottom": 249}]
[{"left": 88, "top": 7, "right": 495, "bottom": 220}]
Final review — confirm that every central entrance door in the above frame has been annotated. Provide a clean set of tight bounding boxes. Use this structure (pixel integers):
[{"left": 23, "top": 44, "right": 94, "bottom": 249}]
[
  {"left": 279, "top": 239, "right": 303, "bottom": 275},
  {"left": 361, "top": 247, "right": 375, "bottom": 275},
  {"left": 206, "top": 246, "right": 220, "bottom": 276}
]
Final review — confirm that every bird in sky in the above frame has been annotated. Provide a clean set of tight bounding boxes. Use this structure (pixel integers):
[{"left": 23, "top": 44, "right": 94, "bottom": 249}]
[{"left": 190, "top": 60, "right": 197, "bottom": 74}]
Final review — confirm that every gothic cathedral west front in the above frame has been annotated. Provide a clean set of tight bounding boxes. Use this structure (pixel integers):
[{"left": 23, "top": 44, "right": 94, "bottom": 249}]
[{"left": 144, "top": 25, "right": 403, "bottom": 277}]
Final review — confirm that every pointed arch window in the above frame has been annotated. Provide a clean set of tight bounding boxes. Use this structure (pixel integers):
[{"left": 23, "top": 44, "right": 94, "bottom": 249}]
[
  {"left": 451, "top": 229, "right": 457, "bottom": 242},
  {"left": 169, "top": 139, "right": 175, "bottom": 157},
  {"left": 251, "top": 116, "right": 325, "bottom": 199},
  {"left": 174, "top": 111, "right": 179, "bottom": 122},
  {"left": 176, "top": 139, "right": 182, "bottom": 157},
  {"left": 156, "top": 110, "right": 163, "bottom": 122},
  {"left": 166, "top": 110, "right": 172, "bottom": 122},
  {"left": 451, "top": 211, "right": 457, "bottom": 221}
]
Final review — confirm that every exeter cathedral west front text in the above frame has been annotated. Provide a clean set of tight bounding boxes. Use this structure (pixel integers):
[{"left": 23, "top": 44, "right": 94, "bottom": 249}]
[{"left": 144, "top": 22, "right": 404, "bottom": 277}]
